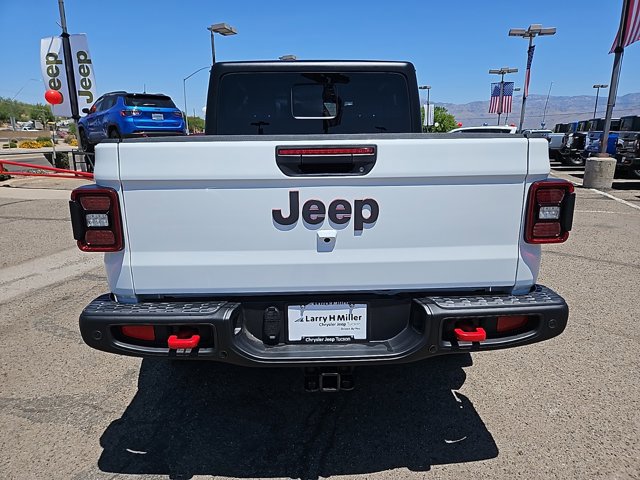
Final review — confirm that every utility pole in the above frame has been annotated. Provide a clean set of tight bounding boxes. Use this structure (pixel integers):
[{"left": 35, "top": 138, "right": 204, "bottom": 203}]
[
  {"left": 489, "top": 67, "right": 518, "bottom": 125},
  {"left": 509, "top": 24, "right": 557, "bottom": 131},
  {"left": 592, "top": 84, "right": 608, "bottom": 123},
  {"left": 419, "top": 85, "right": 432, "bottom": 131},
  {"left": 542, "top": 81, "right": 553, "bottom": 128}
]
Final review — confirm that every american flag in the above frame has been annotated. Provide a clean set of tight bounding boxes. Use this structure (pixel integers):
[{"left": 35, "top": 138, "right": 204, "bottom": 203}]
[
  {"left": 524, "top": 45, "right": 535, "bottom": 98},
  {"left": 610, "top": 0, "right": 640, "bottom": 52},
  {"left": 488, "top": 81, "right": 514, "bottom": 114}
]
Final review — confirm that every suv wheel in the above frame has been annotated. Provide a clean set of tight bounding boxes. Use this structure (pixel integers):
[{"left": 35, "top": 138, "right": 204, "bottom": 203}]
[
  {"left": 108, "top": 128, "right": 121, "bottom": 140},
  {"left": 79, "top": 129, "right": 94, "bottom": 153}
]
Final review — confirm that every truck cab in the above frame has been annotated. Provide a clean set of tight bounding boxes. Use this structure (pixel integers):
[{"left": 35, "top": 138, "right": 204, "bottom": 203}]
[
  {"left": 585, "top": 118, "right": 621, "bottom": 158},
  {"left": 616, "top": 115, "right": 640, "bottom": 178},
  {"left": 548, "top": 123, "right": 576, "bottom": 161},
  {"left": 560, "top": 120, "right": 589, "bottom": 166}
]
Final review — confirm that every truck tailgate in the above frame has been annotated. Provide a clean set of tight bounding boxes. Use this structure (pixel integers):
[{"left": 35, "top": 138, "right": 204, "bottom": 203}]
[{"left": 116, "top": 136, "right": 530, "bottom": 295}]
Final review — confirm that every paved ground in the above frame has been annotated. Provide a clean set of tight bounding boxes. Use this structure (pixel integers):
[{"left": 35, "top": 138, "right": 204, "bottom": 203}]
[{"left": 0, "top": 171, "right": 638, "bottom": 480}]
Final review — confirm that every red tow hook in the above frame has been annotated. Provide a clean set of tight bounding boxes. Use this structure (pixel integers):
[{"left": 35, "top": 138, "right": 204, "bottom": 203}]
[
  {"left": 168, "top": 334, "right": 200, "bottom": 349},
  {"left": 453, "top": 326, "right": 487, "bottom": 342}
]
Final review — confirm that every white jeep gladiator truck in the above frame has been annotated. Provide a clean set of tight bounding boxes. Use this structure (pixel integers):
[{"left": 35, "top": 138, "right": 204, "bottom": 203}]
[{"left": 70, "top": 61, "right": 575, "bottom": 391}]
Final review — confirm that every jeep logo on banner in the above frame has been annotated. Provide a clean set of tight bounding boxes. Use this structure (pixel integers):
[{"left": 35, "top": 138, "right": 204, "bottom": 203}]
[{"left": 40, "top": 34, "right": 96, "bottom": 117}]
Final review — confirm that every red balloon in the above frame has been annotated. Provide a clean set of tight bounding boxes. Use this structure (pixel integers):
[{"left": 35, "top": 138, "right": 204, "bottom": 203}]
[
  {"left": 44, "top": 89, "right": 63, "bottom": 105},
  {"left": 457, "top": 122, "right": 463, "bottom": 127}
]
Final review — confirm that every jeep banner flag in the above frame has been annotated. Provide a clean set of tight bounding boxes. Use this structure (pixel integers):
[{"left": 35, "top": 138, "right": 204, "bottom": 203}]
[
  {"left": 69, "top": 34, "right": 96, "bottom": 113},
  {"left": 40, "top": 36, "right": 73, "bottom": 117},
  {"left": 40, "top": 34, "right": 96, "bottom": 117}
]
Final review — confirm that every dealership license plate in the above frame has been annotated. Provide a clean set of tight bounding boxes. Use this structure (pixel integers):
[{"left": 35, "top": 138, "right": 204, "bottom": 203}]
[
  {"left": 151, "top": 113, "right": 163, "bottom": 120},
  {"left": 287, "top": 302, "right": 367, "bottom": 343}
]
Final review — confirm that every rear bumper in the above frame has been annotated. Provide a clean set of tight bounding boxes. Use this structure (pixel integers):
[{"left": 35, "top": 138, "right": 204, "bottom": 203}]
[{"left": 79, "top": 285, "right": 568, "bottom": 367}]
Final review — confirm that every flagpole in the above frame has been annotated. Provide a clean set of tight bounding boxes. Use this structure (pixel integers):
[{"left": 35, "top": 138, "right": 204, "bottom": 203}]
[
  {"left": 584, "top": 0, "right": 631, "bottom": 189},
  {"left": 498, "top": 74, "right": 504, "bottom": 125}
]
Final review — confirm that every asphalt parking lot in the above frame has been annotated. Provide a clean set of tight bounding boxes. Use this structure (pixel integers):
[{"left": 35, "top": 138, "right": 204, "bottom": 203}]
[{"left": 0, "top": 168, "right": 638, "bottom": 480}]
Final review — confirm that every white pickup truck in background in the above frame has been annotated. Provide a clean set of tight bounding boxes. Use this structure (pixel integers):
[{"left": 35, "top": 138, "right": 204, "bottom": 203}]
[{"left": 69, "top": 61, "right": 575, "bottom": 391}]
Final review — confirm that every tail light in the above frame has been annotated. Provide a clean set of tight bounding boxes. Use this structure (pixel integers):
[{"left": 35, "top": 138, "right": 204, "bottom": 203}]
[
  {"left": 69, "top": 186, "right": 124, "bottom": 252},
  {"left": 172, "top": 111, "right": 183, "bottom": 118},
  {"left": 120, "top": 109, "right": 141, "bottom": 117},
  {"left": 524, "top": 179, "right": 575, "bottom": 244}
]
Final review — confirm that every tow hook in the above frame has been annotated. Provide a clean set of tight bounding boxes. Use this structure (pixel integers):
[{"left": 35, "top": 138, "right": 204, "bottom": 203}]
[
  {"left": 304, "top": 367, "right": 355, "bottom": 392},
  {"left": 168, "top": 330, "right": 200, "bottom": 352},
  {"left": 453, "top": 324, "right": 487, "bottom": 342}
]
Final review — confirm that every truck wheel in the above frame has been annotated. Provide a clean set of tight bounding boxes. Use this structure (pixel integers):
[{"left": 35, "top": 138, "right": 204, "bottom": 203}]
[{"left": 79, "top": 129, "right": 94, "bottom": 153}]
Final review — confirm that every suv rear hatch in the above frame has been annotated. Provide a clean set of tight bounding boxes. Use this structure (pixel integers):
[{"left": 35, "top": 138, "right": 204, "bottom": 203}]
[
  {"left": 116, "top": 135, "right": 531, "bottom": 296},
  {"left": 124, "top": 94, "right": 183, "bottom": 130}
]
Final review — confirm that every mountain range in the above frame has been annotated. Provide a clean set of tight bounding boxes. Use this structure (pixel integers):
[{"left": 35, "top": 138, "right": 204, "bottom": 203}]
[{"left": 424, "top": 93, "right": 640, "bottom": 129}]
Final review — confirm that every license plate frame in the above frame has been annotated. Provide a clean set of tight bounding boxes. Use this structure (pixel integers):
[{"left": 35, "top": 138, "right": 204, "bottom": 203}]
[
  {"left": 151, "top": 113, "right": 164, "bottom": 120},
  {"left": 287, "top": 302, "right": 367, "bottom": 343}
]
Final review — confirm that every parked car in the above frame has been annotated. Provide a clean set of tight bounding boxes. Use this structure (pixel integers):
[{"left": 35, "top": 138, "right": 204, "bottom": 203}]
[
  {"left": 585, "top": 118, "right": 621, "bottom": 158},
  {"left": 78, "top": 91, "right": 186, "bottom": 152},
  {"left": 449, "top": 125, "right": 517, "bottom": 134},
  {"left": 548, "top": 123, "right": 577, "bottom": 161},
  {"left": 615, "top": 115, "right": 640, "bottom": 178}
]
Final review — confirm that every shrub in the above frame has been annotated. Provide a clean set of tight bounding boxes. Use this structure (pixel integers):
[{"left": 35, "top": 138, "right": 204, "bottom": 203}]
[
  {"left": 18, "top": 140, "right": 41, "bottom": 149},
  {"left": 36, "top": 136, "right": 52, "bottom": 143},
  {"left": 9, "top": 140, "right": 17, "bottom": 148},
  {"left": 67, "top": 138, "right": 78, "bottom": 147},
  {"left": 65, "top": 134, "right": 77, "bottom": 144},
  {"left": 43, "top": 152, "right": 69, "bottom": 169},
  {"left": 37, "top": 140, "right": 53, "bottom": 147}
]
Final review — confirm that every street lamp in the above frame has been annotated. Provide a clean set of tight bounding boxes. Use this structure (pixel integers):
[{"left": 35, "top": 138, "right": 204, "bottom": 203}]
[
  {"left": 509, "top": 24, "right": 556, "bottom": 131},
  {"left": 592, "top": 84, "right": 608, "bottom": 123},
  {"left": 419, "top": 85, "right": 432, "bottom": 131},
  {"left": 207, "top": 22, "right": 238, "bottom": 64},
  {"left": 183, "top": 66, "right": 209, "bottom": 134},
  {"left": 488, "top": 67, "right": 518, "bottom": 125}
]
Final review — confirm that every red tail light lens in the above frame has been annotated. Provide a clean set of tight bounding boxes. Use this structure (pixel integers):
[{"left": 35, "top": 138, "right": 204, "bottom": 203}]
[
  {"left": 496, "top": 315, "right": 530, "bottom": 333},
  {"left": 121, "top": 325, "right": 155, "bottom": 341},
  {"left": 120, "top": 109, "right": 141, "bottom": 117},
  {"left": 525, "top": 180, "right": 575, "bottom": 244},
  {"left": 70, "top": 186, "right": 124, "bottom": 252},
  {"left": 173, "top": 111, "right": 183, "bottom": 118}
]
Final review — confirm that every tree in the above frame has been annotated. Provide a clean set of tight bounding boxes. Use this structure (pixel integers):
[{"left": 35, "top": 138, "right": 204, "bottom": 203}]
[
  {"left": 421, "top": 105, "right": 458, "bottom": 132},
  {"left": 29, "top": 104, "right": 54, "bottom": 123},
  {"left": 187, "top": 115, "right": 205, "bottom": 133}
]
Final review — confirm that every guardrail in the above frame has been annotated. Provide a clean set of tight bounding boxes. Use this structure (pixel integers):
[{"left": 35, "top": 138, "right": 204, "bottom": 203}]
[{"left": 0, "top": 159, "right": 93, "bottom": 179}]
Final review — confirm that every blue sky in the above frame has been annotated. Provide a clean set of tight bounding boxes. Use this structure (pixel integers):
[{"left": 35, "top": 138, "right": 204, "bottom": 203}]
[{"left": 1, "top": 0, "right": 639, "bottom": 117}]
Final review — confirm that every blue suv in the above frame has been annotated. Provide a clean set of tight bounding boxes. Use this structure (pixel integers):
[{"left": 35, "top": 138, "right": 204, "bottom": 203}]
[{"left": 78, "top": 91, "right": 186, "bottom": 152}]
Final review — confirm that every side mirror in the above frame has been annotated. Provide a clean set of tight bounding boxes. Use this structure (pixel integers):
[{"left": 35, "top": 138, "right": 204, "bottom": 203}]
[{"left": 82, "top": 108, "right": 91, "bottom": 114}]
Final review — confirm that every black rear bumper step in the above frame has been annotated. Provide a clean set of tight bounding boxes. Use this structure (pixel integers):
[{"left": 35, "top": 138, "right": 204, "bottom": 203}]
[{"left": 79, "top": 285, "right": 568, "bottom": 367}]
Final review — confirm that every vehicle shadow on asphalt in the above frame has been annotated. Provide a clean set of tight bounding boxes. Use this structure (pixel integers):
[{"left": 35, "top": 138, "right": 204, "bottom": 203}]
[{"left": 98, "top": 354, "right": 497, "bottom": 480}]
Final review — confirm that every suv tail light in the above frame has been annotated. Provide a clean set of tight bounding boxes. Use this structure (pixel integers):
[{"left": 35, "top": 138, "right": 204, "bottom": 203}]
[
  {"left": 69, "top": 186, "right": 124, "bottom": 252},
  {"left": 120, "top": 109, "right": 141, "bottom": 117},
  {"left": 524, "top": 179, "right": 575, "bottom": 244}
]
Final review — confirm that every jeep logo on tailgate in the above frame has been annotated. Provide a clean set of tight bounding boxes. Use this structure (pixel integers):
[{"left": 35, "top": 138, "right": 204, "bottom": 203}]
[{"left": 273, "top": 191, "right": 379, "bottom": 231}]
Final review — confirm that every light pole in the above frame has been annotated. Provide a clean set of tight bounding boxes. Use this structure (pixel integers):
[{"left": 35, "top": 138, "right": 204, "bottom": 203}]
[
  {"left": 505, "top": 87, "right": 521, "bottom": 124},
  {"left": 419, "top": 85, "right": 431, "bottom": 131},
  {"left": 183, "top": 66, "right": 210, "bottom": 134},
  {"left": 207, "top": 22, "right": 237, "bottom": 64},
  {"left": 592, "top": 84, "right": 608, "bottom": 123},
  {"left": 509, "top": 24, "right": 556, "bottom": 132},
  {"left": 488, "top": 67, "right": 518, "bottom": 125}
]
